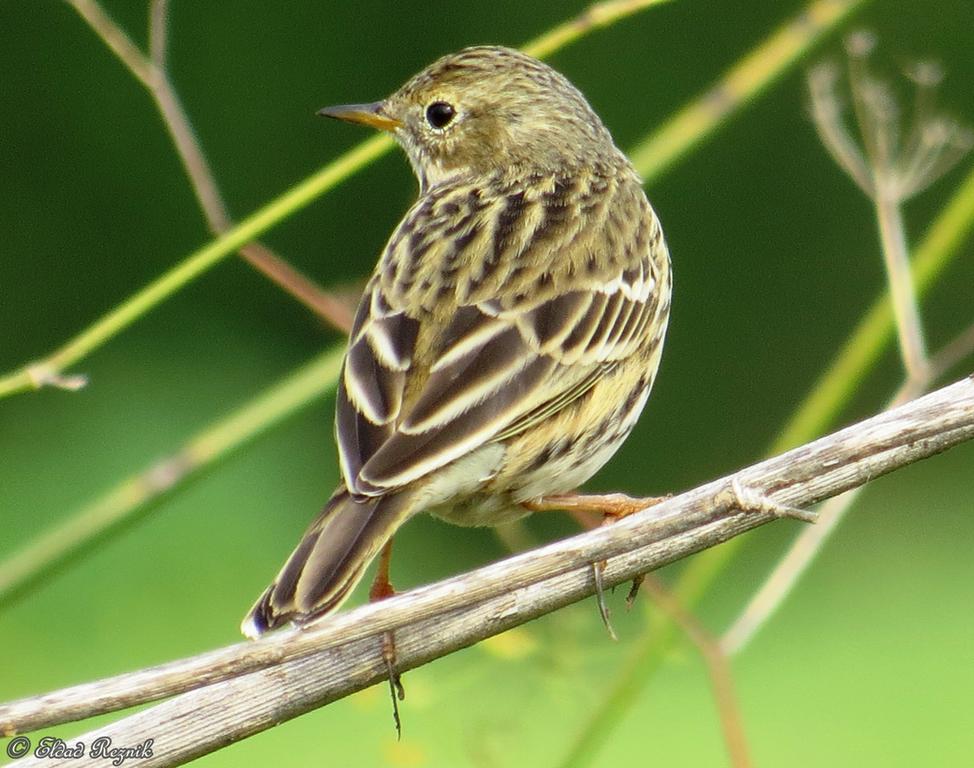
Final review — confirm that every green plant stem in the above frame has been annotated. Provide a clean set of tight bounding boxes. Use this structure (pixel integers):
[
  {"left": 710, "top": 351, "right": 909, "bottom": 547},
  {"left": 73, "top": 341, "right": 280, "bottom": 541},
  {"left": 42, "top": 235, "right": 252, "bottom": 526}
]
[
  {"left": 521, "top": 0, "right": 672, "bottom": 60},
  {"left": 0, "top": 0, "right": 675, "bottom": 603},
  {"left": 0, "top": 0, "right": 672, "bottom": 402},
  {"left": 630, "top": 0, "right": 865, "bottom": 180},
  {"left": 0, "top": 134, "right": 389, "bottom": 400},
  {"left": 558, "top": 149, "right": 974, "bottom": 768},
  {"left": 0, "top": 346, "right": 344, "bottom": 607},
  {"left": 774, "top": 161, "right": 974, "bottom": 453},
  {"left": 873, "top": 189, "right": 930, "bottom": 378}
]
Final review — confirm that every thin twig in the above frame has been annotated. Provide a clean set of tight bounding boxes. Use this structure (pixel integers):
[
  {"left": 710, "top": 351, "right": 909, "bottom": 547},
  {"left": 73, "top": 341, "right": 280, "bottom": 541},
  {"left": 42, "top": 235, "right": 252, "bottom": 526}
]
[
  {"left": 148, "top": 0, "right": 169, "bottom": 70},
  {"left": 521, "top": 0, "right": 673, "bottom": 59},
  {"left": 66, "top": 0, "right": 152, "bottom": 85},
  {"left": 807, "top": 62, "right": 874, "bottom": 194},
  {"left": 720, "top": 319, "right": 974, "bottom": 654},
  {"left": 1, "top": 374, "right": 972, "bottom": 760},
  {"left": 566, "top": 509, "right": 751, "bottom": 768},
  {"left": 0, "top": 347, "right": 345, "bottom": 607},
  {"left": 928, "top": 321, "right": 974, "bottom": 377},
  {"left": 873, "top": 188, "right": 930, "bottom": 380},
  {"left": 639, "top": 578, "right": 752, "bottom": 768},
  {"left": 68, "top": 0, "right": 352, "bottom": 330},
  {"left": 0, "top": 0, "right": 861, "bottom": 400}
]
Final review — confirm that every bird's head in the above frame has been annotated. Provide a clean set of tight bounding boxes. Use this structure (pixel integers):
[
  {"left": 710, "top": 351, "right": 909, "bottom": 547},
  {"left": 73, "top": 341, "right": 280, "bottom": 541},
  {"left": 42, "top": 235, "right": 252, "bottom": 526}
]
[{"left": 319, "top": 46, "right": 618, "bottom": 190}]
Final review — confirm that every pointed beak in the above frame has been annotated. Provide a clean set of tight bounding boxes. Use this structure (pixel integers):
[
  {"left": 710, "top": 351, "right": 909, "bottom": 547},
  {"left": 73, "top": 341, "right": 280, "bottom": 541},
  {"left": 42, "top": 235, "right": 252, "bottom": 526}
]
[{"left": 316, "top": 101, "right": 402, "bottom": 132}]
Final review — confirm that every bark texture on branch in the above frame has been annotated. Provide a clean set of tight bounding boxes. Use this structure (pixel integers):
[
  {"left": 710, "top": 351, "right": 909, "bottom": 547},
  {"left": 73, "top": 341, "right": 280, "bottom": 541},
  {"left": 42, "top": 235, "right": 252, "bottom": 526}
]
[{"left": 2, "top": 374, "right": 973, "bottom": 768}]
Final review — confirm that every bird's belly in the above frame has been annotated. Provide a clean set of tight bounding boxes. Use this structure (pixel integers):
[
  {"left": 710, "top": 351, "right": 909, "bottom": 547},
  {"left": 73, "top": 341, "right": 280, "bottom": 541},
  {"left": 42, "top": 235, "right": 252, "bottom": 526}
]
[
  {"left": 427, "top": 495, "right": 532, "bottom": 527},
  {"left": 426, "top": 373, "right": 655, "bottom": 527},
  {"left": 508, "top": 382, "right": 652, "bottom": 503}
]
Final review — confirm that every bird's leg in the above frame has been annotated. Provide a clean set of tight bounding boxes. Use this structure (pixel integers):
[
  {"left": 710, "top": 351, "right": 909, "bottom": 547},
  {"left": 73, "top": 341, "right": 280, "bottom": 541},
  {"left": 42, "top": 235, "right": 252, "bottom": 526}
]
[
  {"left": 369, "top": 538, "right": 398, "bottom": 602},
  {"left": 523, "top": 491, "right": 664, "bottom": 518},
  {"left": 369, "top": 539, "right": 406, "bottom": 738},
  {"left": 524, "top": 492, "right": 669, "bottom": 638}
]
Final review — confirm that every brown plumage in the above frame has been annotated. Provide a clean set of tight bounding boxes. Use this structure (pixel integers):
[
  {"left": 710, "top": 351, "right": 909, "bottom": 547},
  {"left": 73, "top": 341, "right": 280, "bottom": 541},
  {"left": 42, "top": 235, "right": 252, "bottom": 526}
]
[{"left": 243, "top": 46, "right": 671, "bottom": 638}]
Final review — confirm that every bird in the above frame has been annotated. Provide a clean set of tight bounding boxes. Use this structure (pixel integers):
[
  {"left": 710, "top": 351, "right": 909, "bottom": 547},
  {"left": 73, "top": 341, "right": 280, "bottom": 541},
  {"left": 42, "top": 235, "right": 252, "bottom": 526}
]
[{"left": 242, "top": 45, "right": 672, "bottom": 639}]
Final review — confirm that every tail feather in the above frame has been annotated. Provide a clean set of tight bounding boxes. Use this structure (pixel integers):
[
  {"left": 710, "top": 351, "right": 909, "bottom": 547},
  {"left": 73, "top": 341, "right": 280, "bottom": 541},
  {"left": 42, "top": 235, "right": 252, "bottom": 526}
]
[{"left": 242, "top": 488, "right": 413, "bottom": 638}]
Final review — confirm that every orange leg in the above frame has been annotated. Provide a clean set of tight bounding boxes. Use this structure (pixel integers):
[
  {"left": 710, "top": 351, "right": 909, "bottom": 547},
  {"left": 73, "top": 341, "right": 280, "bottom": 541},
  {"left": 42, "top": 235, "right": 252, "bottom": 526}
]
[
  {"left": 369, "top": 537, "right": 397, "bottom": 602},
  {"left": 369, "top": 539, "right": 405, "bottom": 738},
  {"left": 525, "top": 492, "right": 670, "bottom": 637},
  {"left": 523, "top": 491, "right": 666, "bottom": 519}
]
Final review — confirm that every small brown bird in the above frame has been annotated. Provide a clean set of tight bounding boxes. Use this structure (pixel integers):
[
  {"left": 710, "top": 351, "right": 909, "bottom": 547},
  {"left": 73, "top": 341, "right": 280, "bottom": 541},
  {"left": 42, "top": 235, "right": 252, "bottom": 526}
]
[{"left": 243, "top": 45, "right": 671, "bottom": 638}]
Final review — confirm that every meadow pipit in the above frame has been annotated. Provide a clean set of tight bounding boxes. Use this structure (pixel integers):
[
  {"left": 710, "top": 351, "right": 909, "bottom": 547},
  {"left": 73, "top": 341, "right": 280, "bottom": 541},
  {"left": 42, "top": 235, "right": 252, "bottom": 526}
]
[{"left": 243, "top": 46, "right": 672, "bottom": 637}]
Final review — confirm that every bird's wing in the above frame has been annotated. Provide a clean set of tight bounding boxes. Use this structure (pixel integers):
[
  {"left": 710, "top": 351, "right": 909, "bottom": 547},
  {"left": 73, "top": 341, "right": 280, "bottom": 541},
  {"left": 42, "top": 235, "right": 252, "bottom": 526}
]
[{"left": 337, "top": 171, "right": 668, "bottom": 498}]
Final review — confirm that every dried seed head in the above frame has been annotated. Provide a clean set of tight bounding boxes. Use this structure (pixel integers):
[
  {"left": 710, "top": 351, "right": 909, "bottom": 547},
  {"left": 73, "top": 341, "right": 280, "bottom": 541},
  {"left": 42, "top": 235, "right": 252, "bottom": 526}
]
[{"left": 808, "top": 33, "right": 971, "bottom": 202}]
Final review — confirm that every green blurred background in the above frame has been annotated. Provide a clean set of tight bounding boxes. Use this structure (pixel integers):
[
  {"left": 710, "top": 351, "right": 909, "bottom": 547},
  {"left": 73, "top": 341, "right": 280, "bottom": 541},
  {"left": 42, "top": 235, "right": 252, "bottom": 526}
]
[{"left": 2, "top": 1, "right": 973, "bottom": 766}]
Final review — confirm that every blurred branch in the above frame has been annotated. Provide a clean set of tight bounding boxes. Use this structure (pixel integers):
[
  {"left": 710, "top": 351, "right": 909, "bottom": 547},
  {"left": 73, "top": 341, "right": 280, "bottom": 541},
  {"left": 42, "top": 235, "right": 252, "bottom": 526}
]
[
  {"left": 809, "top": 33, "right": 972, "bottom": 384},
  {"left": 562, "top": 27, "right": 974, "bottom": 767},
  {"left": 720, "top": 318, "right": 974, "bottom": 654},
  {"left": 0, "top": 347, "right": 344, "bottom": 608},
  {"left": 67, "top": 0, "right": 355, "bottom": 331},
  {"left": 2, "top": 374, "right": 973, "bottom": 766},
  {"left": 520, "top": 0, "right": 672, "bottom": 59},
  {"left": 0, "top": 0, "right": 865, "bottom": 607},
  {"left": 565, "top": 509, "right": 752, "bottom": 768},
  {"left": 638, "top": 578, "right": 752, "bottom": 768},
  {"left": 148, "top": 0, "right": 169, "bottom": 69},
  {"left": 629, "top": 0, "right": 868, "bottom": 180},
  {"left": 718, "top": 41, "right": 974, "bottom": 654},
  {"left": 0, "top": 0, "right": 856, "bottom": 401}
]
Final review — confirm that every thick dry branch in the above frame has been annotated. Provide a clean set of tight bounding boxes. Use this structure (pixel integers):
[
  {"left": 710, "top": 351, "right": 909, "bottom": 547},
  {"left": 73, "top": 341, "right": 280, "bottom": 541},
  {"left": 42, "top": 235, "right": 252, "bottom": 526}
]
[{"left": 2, "top": 374, "right": 973, "bottom": 767}]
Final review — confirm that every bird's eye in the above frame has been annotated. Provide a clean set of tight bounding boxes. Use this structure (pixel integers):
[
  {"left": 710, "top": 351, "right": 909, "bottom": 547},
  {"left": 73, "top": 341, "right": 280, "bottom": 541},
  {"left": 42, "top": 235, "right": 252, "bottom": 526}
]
[{"left": 425, "top": 101, "right": 456, "bottom": 129}]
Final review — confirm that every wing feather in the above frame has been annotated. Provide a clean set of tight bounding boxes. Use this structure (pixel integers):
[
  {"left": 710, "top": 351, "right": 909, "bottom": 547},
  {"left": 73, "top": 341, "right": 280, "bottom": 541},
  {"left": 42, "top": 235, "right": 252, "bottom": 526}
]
[
  {"left": 404, "top": 326, "right": 530, "bottom": 433},
  {"left": 337, "top": 168, "right": 667, "bottom": 500}
]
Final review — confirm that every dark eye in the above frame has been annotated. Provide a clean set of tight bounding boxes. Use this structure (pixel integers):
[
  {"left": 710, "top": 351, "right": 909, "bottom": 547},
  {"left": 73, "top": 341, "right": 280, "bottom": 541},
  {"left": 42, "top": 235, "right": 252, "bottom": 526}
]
[{"left": 425, "top": 101, "right": 456, "bottom": 129}]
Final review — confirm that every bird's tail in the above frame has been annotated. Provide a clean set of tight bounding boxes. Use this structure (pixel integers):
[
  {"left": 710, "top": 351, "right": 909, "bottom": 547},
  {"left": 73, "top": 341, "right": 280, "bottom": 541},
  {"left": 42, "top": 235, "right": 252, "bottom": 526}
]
[{"left": 241, "top": 487, "right": 414, "bottom": 638}]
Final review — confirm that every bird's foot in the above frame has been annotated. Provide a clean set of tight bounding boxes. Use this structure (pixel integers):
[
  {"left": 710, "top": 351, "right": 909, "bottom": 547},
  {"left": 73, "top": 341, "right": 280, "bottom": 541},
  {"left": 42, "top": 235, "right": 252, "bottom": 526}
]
[
  {"left": 370, "top": 540, "right": 406, "bottom": 739},
  {"left": 525, "top": 492, "right": 670, "bottom": 637}
]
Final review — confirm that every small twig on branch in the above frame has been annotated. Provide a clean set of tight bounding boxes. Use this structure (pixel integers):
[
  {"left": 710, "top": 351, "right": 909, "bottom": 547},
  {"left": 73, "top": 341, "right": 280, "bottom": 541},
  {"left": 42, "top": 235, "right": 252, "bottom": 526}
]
[
  {"left": 721, "top": 320, "right": 974, "bottom": 654},
  {"left": 1, "top": 374, "right": 972, "bottom": 768},
  {"left": 721, "top": 39, "right": 974, "bottom": 654}
]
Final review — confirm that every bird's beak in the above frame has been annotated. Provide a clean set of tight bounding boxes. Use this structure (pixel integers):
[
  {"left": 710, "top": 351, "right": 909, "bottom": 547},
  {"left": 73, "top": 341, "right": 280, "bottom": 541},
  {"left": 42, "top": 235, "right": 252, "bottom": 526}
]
[{"left": 317, "top": 101, "right": 402, "bottom": 132}]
